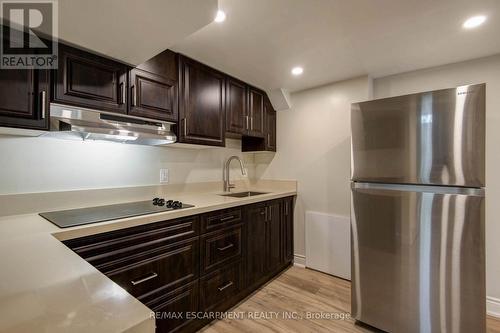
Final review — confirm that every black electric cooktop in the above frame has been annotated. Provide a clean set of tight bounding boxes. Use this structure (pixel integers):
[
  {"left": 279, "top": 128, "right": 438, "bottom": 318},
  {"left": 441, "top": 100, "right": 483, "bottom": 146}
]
[{"left": 39, "top": 198, "right": 194, "bottom": 228}]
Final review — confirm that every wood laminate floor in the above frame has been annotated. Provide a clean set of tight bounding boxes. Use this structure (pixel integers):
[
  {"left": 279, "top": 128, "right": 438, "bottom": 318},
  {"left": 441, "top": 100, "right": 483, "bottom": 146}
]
[{"left": 200, "top": 266, "right": 500, "bottom": 333}]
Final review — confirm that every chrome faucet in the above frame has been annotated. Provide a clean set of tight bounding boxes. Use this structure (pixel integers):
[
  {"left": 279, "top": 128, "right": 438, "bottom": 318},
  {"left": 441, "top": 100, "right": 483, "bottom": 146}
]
[{"left": 223, "top": 156, "right": 247, "bottom": 192}]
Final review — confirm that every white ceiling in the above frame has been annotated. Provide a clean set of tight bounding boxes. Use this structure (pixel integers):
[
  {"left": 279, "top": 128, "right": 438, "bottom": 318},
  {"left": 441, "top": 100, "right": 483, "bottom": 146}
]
[
  {"left": 58, "top": 0, "right": 218, "bottom": 65},
  {"left": 173, "top": 0, "right": 500, "bottom": 92}
]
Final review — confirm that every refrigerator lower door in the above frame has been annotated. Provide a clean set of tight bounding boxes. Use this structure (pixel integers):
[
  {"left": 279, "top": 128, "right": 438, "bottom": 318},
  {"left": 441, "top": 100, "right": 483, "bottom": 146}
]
[{"left": 351, "top": 182, "right": 485, "bottom": 333}]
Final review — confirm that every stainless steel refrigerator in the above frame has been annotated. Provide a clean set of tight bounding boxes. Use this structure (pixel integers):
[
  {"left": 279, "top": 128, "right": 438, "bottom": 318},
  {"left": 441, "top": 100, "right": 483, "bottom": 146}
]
[{"left": 350, "top": 84, "right": 486, "bottom": 333}]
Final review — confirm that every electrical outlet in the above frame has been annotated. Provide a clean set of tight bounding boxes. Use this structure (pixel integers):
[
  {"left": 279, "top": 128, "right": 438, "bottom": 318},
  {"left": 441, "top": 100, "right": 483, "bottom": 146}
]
[{"left": 160, "top": 168, "right": 169, "bottom": 183}]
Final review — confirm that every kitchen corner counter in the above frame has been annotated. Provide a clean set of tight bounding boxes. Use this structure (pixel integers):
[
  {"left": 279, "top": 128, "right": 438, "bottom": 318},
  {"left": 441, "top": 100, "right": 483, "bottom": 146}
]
[{"left": 0, "top": 180, "right": 297, "bottom": 333}]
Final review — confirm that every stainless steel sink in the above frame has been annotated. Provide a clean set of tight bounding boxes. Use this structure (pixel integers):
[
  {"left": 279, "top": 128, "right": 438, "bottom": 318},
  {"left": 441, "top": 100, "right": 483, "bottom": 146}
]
[{"left": 219, "top": 191, "right": 268, "bottom": 198}]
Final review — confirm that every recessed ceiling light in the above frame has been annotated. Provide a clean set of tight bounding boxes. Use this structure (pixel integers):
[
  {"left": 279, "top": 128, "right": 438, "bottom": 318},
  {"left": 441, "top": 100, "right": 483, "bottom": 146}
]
[
  {"left": 214, "top": 10, "right": 226, "bottom": 23},
  {"left": 463, "top": 15, "right": 486, "bottom": 29},
  {"left": 291, "top": 67, "right": 303, "bottom": 76}
]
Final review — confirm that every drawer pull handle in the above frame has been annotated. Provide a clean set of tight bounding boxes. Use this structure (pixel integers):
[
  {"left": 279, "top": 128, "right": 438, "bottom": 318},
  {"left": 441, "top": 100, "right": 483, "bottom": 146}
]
[
  {"left": 218, "top": 281, "right": 234, "bottom": 292},
  {"left": 217, "top": 243, "right": 234, "bottom": 251},
  {"left": 220, "top": 215, "right": 235, "bottom": 222},
  {"left": 131, "top": 272, "right": 158, "bottom": 286}
]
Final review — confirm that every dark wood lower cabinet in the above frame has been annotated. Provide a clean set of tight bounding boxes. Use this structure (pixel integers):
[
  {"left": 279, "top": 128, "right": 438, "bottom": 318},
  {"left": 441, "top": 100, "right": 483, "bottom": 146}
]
[
  {"left": 267, "top": 200, "right": 282, "bottom": 273},
  {"left": 199, "top": 260, "right": 244, "bottom": 312},
  {"left": 245, "top": 202, "right": 268, "bottom": 287},
  {"left": 282, "top": 197, "right": 295, "bottom": 263},
  {"left": 64, "top": 196, "right": 294, "bottom": 333},
  {"left": 246, "top": 199, "right": 291, "bottom": 289},
  {"left": 200, "top": 225, "right": 242, "bottom": 275},
  {"left": 106, "top": 238, "right": 199, "bottom": 298},
  {"left": 142, "top": 280, "right": 200, "bottom": 333}
]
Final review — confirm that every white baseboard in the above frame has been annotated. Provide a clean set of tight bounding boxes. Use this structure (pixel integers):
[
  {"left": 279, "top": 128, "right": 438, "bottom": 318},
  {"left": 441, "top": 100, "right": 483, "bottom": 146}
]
[
  {"left": 487, "top": 296, "right": 500, "bottom": 318},
  {"left": 293, "top": 254, "right": 306, "bottom": 268}
]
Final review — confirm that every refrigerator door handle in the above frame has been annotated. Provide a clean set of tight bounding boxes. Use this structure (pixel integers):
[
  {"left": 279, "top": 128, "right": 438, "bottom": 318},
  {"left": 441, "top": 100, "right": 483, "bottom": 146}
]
[{"left": 352, "top": 182, "right": 484, "bottom": 197}]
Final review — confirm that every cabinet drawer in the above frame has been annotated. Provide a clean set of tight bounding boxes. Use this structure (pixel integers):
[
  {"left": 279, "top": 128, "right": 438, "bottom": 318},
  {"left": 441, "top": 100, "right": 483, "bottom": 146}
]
[
  {"left": 200, "top": 261, "right": 243, "bottom": 312},
  {"left": 200, "top": 226, "right": 242, "bottom": 274},
  {"left": 143, "top": 280, "right": 199, "bottom": 333},
  {"left": 64, "top": 215, "right": 199, "bottom": 266},
  {"left": 106, "top": 238, "right": 199, "bottom": 298},
  {"left": 201, "top": 207, "right": 242, "bottom": 233}
]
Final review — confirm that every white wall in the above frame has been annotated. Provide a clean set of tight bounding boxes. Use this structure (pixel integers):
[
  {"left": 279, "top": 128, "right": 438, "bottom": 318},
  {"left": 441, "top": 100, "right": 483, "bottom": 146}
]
[
  {"left": 0, "top": 137, "right": 253, "bottom": 195},
  {"left": 373, "top": 54, "right": 500, "bottom": 307},
  {"left": 255, "top": 76, "right": 372, "bottom": 257}
]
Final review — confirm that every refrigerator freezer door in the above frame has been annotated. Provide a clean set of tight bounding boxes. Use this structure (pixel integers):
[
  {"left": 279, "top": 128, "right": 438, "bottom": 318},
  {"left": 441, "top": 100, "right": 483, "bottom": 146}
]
[
  {"left": 351, "top": 84, "right": 485, "bottom": 187},
  {"left": 351, "top": 182, "right": 485, "bottom": 333}
]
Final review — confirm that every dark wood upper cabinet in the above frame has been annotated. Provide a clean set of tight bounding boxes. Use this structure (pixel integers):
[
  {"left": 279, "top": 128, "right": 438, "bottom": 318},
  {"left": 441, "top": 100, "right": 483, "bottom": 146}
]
[
  {"left": 0, "top": 68, "right": 49, "bottom": 130},
  {"left": 130, "top": 49, "right": 178, "bottom": 122},
  {"left": 1, "top": 39, "right": 276, "bottom": 150},
  {"left": 241, "top": 95, "right": 277, "bottom": 152},
  {"left": 225, "top": 77, "right": 248, "bottom": 136},
  {"left": 129, "top": 68, "right": 177, "bottom": 121},
  {"left": 178, "top": 55, "right": 225, "bottom": 146},
  {"left": 247, "top": 87, "right": 265, "bottom": 137},
  {"left": 265, "top": 99, "right": 277, "bottom": 151},
  {"left": 53, "top": 44, "right": 129, "bottom": 114},
  {"left": 136, "top": 49, "right": 178, "bottom": 81}
]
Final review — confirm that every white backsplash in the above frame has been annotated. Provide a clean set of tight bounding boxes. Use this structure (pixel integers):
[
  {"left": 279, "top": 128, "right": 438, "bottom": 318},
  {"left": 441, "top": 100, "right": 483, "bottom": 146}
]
[{"left": 0, "top": 135, "right": 256, "bottom": 195}]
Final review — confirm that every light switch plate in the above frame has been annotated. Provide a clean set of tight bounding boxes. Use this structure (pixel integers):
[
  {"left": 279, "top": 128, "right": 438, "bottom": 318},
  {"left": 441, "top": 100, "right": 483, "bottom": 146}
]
[{"left": 160, "top": 168, "right": 169, "bottom": 183}]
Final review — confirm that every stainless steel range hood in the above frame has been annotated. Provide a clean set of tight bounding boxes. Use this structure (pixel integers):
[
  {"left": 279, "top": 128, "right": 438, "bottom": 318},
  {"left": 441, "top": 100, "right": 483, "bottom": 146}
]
[{"left": 41, "top": 104, "right": 176, "bottom": 145}]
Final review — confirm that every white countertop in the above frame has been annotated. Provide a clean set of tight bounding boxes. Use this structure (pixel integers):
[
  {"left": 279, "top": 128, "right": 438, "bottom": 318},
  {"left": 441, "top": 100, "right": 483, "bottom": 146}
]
[{"left": 0, "top": 180, "right": 297, "bottom": 333}]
